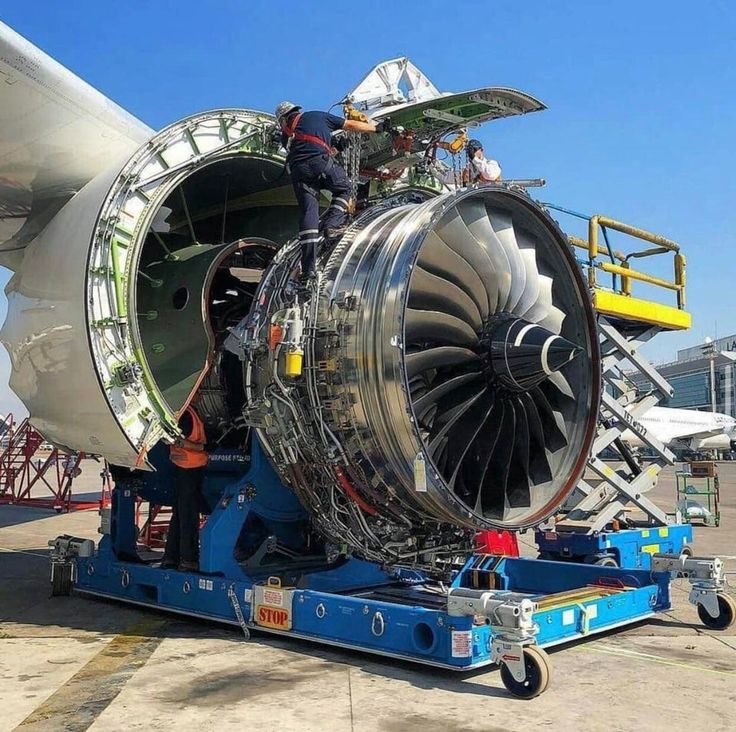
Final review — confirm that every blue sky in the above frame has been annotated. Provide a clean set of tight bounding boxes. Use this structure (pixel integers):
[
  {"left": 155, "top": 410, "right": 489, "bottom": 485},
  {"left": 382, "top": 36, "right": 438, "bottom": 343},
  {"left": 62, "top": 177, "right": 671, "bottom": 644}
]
[{"left": 0, "top": 0, "right": 734, "bottom": 415}]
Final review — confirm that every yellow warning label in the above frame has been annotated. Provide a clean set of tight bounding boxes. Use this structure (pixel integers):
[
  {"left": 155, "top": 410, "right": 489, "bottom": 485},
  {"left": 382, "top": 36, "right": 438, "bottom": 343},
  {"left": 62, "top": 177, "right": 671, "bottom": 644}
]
[{"left": 641, "top": 544, "right": 660, "bottom": 554}]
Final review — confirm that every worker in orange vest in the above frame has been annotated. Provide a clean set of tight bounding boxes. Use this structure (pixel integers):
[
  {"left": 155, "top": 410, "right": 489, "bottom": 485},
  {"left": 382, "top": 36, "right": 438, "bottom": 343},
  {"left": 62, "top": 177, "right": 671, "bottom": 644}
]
[{"left": 161, "top": 405, "right": 208, "bottom": 572}]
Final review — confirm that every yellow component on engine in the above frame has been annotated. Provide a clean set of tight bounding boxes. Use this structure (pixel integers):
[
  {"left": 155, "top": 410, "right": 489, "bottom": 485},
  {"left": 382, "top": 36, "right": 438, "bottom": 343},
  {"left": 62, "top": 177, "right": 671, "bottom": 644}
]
[
  {"left": 285, "top": 349, "right": 304, "bottom": 378},
  {"left": 343, "top": 104, "right": 369, "bottom": 123},
  {"left": 437, "top": 130, "right": 468, "bottom": 155}
]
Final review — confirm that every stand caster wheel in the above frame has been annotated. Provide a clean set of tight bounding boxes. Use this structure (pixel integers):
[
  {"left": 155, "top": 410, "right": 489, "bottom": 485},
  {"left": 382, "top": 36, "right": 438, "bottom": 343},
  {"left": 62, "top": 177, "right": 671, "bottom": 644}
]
[
  {"left": 594, "top": 556, "right": 618, "bottom": 567},
  {"left": 500, "top": 646, "right": 551, "bottom": 699},
  {"left": 698, "top": 593, "right": 736, "bottom": 630},
  {"left": 680, "top": 545, "right": 693, "bottom": 557}
]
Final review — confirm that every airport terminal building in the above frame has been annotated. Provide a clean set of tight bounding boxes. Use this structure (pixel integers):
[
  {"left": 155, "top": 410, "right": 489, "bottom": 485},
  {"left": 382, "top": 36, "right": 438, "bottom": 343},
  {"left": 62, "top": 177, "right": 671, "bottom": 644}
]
[{"left": 630, "top": 333, "right": 736, "bottom": 417}]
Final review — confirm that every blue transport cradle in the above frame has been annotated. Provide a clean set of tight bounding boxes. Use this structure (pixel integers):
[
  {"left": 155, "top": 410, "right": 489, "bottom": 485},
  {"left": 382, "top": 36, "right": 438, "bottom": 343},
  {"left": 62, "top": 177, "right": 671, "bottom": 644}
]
[{"left": 50, "top": 437, "right": 735, "bottom": 699}]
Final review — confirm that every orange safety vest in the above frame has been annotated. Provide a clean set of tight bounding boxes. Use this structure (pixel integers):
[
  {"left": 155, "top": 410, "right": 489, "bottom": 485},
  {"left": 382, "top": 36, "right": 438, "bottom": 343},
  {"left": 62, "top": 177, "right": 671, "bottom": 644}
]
[{"left": 170, "top": 407, "right": 208, "bottom": 469}]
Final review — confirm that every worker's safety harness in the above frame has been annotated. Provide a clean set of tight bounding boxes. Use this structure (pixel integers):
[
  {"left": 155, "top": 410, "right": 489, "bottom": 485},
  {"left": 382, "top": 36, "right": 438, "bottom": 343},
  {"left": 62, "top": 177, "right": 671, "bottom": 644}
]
[{"left": 282, "top": 113, "right": 336, "bottom": 156}]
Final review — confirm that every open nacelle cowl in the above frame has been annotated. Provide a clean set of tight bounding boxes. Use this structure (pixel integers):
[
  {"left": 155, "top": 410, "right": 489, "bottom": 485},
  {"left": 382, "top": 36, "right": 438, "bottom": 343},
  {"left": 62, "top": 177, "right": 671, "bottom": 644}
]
[{"left": 2, "top": 109, "right": 297, "bottom": 465}]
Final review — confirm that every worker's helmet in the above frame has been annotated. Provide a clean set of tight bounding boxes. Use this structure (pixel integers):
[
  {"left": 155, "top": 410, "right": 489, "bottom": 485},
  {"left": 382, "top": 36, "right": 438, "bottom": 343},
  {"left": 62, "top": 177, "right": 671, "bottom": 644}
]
[
  {"left": 275, "top": 100, "right": 301, "bottom": 123},
  {"left": 466, "top": 139, "right": 484, "bottom": 158}
]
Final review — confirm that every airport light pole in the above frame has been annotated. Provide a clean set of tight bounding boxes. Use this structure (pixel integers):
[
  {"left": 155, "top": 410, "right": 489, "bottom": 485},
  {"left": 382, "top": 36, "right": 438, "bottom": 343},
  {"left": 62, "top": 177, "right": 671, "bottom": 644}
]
[{"left": 702, "top": 337, "right": 717, "bottom": 413}]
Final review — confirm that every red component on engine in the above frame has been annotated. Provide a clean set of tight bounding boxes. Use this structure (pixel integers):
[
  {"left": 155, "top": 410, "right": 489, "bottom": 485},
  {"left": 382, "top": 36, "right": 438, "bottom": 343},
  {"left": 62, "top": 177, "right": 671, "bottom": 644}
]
[{"left": 475, "top": 530, "right": 519, "bottom": 557}]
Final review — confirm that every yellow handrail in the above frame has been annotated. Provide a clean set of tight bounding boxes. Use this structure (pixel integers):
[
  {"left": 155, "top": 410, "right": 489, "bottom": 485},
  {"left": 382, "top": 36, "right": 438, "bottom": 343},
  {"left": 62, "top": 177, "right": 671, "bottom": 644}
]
[
  {"left": 568, "top": 235, "right": 624, "bottom": 261},
  {"left": 584, "top": 215, "right": 686, "bottom": 310},
  {"left": 588, "top": 216, "right": 680, "bottom": 258},
  {"left": 600, "top": 262, "right": 679, "bottom": 291}
]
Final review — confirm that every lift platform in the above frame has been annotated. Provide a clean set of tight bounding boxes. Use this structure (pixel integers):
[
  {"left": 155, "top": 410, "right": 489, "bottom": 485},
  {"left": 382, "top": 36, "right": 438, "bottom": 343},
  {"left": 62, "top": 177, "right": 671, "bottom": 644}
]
[
  {"left": 51, "top": 438, "right": 735, "bottom": 699},
  {"left": 536, "top": 524, "right": 693, "bottom": 568},
  {"left": 536, "top": 207, "right": 696, "bottom": 565}
]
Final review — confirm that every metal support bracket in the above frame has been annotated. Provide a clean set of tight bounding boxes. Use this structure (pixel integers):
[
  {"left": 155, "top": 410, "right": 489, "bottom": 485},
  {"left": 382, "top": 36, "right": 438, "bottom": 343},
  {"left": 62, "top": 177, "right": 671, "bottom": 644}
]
[{"left": 651, "top": 553, "right": 725, "bottom": 618}]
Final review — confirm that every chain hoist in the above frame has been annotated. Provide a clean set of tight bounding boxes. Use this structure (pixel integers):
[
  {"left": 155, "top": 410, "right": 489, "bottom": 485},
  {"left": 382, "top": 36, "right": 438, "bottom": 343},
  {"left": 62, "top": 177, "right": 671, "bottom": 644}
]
[{"left": 346, "top": 131, "right": 361, "bottom": 206}]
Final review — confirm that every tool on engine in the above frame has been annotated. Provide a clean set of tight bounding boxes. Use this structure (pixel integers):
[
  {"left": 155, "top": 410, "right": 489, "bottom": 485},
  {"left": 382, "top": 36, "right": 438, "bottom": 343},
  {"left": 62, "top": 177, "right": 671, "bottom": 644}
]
[
  {"left": 502, "top": 178, "right": 546, "bottom": 189},
  {"left": 343, "top": 103, "right": 370, "bottom": 123},
  {"left": 436, "top": 129, "right": 468, "bottom": 155}
]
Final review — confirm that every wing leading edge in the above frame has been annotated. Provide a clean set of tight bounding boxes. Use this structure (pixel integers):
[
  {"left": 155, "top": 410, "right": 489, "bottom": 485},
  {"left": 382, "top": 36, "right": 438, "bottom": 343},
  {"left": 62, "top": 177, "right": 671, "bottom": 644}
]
[{"left": 0, "top": 21, "right": 153, "bottom": 266}]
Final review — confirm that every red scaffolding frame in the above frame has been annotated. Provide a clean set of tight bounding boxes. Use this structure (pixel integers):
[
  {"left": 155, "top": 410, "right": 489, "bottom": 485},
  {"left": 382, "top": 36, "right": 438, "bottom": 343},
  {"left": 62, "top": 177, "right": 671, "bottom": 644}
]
[{"left": 0, "top": 413, "right": 111, "bottom": 512}]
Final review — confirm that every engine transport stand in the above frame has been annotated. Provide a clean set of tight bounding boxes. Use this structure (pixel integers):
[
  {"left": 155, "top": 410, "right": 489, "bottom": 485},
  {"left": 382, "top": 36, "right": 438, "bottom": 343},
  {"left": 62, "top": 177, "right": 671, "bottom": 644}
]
[{"left": 50, "top": 438, "right": 735, "bottom": 699}]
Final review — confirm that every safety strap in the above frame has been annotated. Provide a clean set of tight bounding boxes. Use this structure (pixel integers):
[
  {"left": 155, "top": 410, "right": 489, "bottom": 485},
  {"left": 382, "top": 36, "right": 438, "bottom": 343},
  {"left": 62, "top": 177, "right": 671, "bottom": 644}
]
[{"left": 283, "top": 113, "right": 335, "bottom": 155}]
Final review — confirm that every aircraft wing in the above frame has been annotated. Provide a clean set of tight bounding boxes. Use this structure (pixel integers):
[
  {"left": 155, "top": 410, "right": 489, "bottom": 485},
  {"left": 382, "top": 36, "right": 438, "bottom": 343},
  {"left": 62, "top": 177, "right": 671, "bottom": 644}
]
[
  {"left": 0, "top": 21, "right": 153, "bottom": 266},
  {"left": 669, "top": 428, "right": 725, "bottom": 446}
]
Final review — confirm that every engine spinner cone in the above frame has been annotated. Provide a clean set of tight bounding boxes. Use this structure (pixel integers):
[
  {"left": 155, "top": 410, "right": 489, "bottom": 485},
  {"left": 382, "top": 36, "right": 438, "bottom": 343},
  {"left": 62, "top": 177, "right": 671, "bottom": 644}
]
[{"left": 489, "top": 318, "right": 581, "bottom": 392}]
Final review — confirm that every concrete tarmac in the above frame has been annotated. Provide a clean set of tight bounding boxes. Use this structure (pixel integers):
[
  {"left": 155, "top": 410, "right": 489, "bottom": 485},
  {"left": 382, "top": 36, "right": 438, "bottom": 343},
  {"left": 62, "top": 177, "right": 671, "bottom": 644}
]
[{"left": 1, "top": 463, "right": 735, "bottom": 731}]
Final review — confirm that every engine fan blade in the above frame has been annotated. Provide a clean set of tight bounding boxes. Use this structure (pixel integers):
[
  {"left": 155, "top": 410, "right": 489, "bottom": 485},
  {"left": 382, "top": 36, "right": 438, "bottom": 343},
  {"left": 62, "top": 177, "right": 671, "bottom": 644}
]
[
  {"left": 513, "top": 248, "right": 541, "bottom": 317},
  {"left": 409, "top": 267, "right": 483, "bottom": 331},
  {"left": 518, "top": 392, "right": 553, "bottom": 485},
  {"left": 404, "top": 309, "right": 478, "bottom": 348},
  {"left": 413, "top": 372, "right": 483, "bottom": 422},
  {"left": 538, "top": 305, "right": 566, "bottom": 335},
  {"left": 433, "top": 210, "right": 501, "bottom": 313},
  {"left": 506, "top": 397, "right": 532, "bottom": 508},
  {"left": 427, "top": 388, "right": 487, "bottom": 456},
  {"left": 531, "top": 386, "right": 568, "bottom": 452},
  {"left": 440, "top": 391, "right": 495, "bottom": 486},
  {"left": 418, "top": 232, "right": 489, "bottom": 319},
  {"left": 547, "top": 370, "right": 575, "bottom": 398},
  {"left": 408, "top": 373, "right": 430, "bottom": 400},
  {"left": 479, "top": 397, "right": 517, "bottom": 513},
  {"left": 522, "top": 274, "right": 553, "bottom": 323},
  {"left": 475, "top": 400, "right": 506, "bottom": 515},
  {"left": 405, "top": 347, "right": 481, "bottom": 379},
  {"left": 457, "top": 397, "right": 506, "bottom": 512},
  {"left": 469, "top": 202, "right": 527, "bottom": 313}
]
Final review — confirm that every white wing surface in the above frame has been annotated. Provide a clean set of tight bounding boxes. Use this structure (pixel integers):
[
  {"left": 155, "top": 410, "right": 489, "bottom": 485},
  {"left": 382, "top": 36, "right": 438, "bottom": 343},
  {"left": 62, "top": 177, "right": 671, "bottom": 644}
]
[{"left": 0, "top": 21, "right": 152, "bottom": 265}]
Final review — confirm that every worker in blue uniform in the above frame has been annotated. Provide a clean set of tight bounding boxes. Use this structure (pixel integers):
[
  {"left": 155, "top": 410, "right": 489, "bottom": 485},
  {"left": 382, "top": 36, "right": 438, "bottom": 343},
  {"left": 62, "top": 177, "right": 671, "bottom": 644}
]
[{"left": 274, "top": 100, "right": 388, "bottom": 283}]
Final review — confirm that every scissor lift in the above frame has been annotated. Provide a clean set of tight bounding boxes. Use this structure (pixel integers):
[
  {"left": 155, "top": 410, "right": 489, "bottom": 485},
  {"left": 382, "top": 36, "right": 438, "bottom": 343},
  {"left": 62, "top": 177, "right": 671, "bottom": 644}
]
[{"left": 536, "top": 206, "right": 694, "bottom": 563}]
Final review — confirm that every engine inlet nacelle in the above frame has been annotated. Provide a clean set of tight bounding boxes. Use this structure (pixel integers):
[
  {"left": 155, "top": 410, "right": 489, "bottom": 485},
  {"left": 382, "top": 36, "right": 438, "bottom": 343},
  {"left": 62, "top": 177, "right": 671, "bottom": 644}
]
[{"left": 245, "top": 187, "right": 601, "bottom": 564}]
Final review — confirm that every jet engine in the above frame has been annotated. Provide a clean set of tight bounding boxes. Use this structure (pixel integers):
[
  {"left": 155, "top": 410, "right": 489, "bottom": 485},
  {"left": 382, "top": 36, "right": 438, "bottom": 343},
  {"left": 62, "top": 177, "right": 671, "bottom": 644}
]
[
  {"left": 244, "top": 187, "right": 600, "bottom": 562},
  {"left": 1, "top": 106, "right": 600, "bottom": 566}
]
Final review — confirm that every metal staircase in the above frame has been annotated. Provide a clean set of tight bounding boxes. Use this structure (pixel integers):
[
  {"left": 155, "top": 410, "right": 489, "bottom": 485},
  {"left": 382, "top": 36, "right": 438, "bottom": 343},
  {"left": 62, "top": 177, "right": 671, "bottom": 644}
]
[
  {"left": 0, "top": 414, "right": 107, "bottom": 511},
  {"left": 0, "top": 417, "right": 45, "bottom": 500}
]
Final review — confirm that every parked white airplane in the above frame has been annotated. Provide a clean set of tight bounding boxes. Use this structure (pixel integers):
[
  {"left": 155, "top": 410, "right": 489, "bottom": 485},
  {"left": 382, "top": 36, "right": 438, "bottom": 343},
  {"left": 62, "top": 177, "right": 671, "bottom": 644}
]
[{"left": 621, "top": 406, "right": 736, "bottom": 452}]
